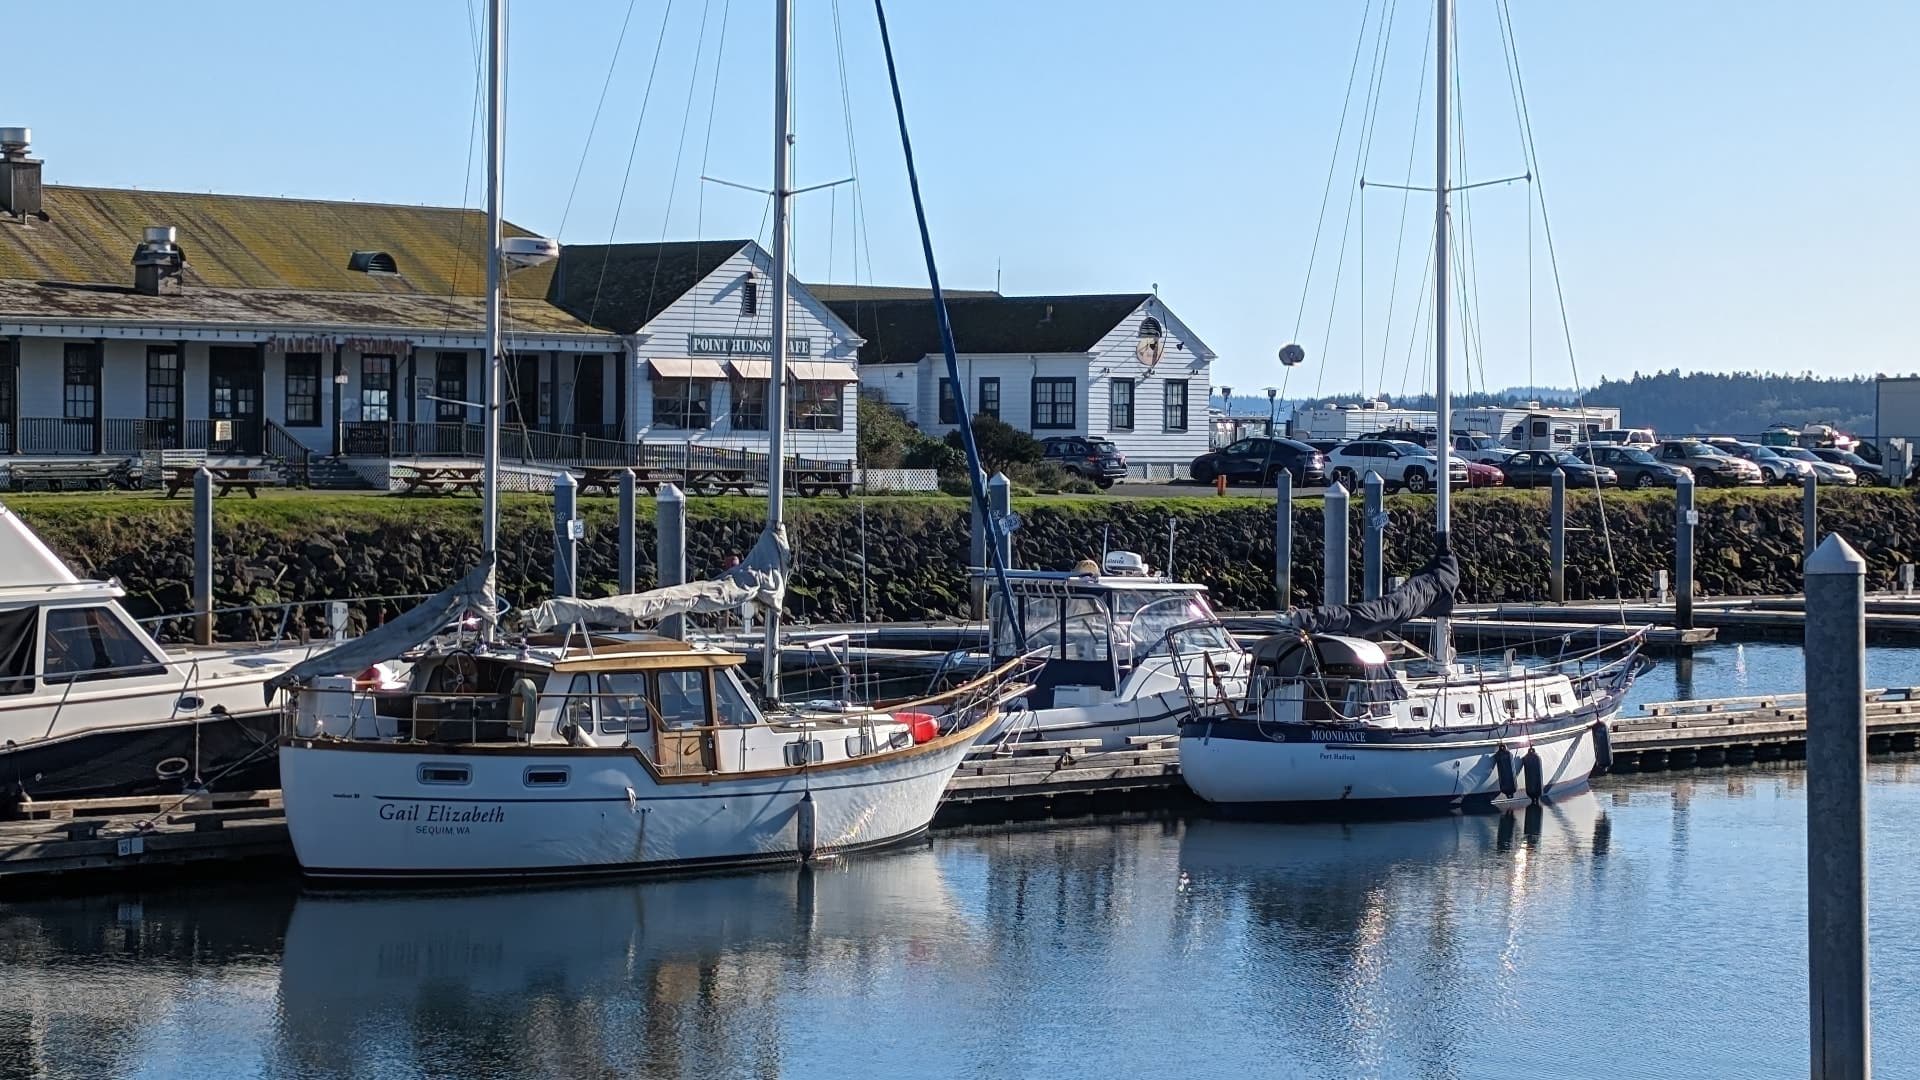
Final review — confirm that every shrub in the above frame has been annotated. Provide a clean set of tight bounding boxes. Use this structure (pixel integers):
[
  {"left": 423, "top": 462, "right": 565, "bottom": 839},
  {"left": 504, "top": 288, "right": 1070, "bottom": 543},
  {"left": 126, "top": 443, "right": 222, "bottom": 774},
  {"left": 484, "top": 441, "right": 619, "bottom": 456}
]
[{"left": 945, "top": 415, "right": 1043, "bottom": 474}]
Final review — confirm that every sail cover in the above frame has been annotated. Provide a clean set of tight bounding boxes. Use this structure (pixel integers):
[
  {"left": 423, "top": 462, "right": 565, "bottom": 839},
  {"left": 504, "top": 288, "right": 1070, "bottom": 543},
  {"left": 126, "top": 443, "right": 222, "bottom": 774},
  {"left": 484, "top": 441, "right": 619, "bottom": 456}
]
[
  {"left": 1284, "top": 551, "right": 1460, "bottom": 638},
  {"left": 265, "top": 557, "right": 495, "bottom": 700},
  {"left": 528, "top": 524, "right": 790, "bottom": 631}
]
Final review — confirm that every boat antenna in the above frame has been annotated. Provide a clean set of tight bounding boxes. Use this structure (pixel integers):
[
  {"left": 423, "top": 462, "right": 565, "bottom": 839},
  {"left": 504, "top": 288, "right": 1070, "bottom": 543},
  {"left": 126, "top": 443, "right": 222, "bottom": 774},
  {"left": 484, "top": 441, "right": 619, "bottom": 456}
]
[
  {"left": 873, "top": 0, "right": 1025, "bottom": 648},
  {"left": 1428, "top": 0, "right": 1453, "bottom": 665},
  {"left": 480, "top": 0, "right": 506, "bottom": 635},
  {"left": 759, "top": 0, "right": 796, "bottom": 702}
]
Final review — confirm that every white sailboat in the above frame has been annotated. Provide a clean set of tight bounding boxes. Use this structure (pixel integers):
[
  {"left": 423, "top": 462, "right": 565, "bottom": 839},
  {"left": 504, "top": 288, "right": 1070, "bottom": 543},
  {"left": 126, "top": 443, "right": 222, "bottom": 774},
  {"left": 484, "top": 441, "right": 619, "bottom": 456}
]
[
  {"left": 1177, "top": 0, "right": 1645, "bottom": 812},
  {"left": 273, "top": 0, "right": 1027, "bottom": 880}
]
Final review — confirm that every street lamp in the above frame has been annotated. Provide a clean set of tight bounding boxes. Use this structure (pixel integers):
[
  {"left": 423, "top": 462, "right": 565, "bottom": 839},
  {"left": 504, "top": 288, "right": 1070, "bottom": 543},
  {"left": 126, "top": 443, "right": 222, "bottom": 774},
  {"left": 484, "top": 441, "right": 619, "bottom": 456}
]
[{"left": 1265, "top": 387, "right": 1279, "bottom": 436}]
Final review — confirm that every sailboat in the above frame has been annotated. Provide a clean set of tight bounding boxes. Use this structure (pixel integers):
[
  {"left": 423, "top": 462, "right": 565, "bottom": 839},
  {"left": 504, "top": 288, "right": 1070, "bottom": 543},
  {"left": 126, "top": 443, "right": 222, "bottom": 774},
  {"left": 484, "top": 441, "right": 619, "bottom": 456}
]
[
  {"left": 271, "top": 0, "right": 1028, "bottom": 880},
  {"left": 1177, "top": 0, "right": 1645, "bottom": 812}
]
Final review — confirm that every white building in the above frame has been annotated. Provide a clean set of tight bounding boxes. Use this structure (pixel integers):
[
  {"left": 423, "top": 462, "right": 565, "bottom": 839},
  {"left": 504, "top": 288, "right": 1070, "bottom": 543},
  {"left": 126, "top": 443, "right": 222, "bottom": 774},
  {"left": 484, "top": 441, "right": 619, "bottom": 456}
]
[
  {"left": 824, "top": 288, "right": 1216, "bottom": 479},
  {"left": 547, "top": 241, "right": 859, "bottom": 464}
]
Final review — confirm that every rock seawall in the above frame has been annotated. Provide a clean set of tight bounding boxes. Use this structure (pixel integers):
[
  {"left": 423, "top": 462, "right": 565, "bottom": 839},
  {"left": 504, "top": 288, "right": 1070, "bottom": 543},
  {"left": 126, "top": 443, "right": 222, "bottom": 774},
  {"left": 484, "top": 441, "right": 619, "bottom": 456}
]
[{"left": 16, "top": 489, "right": 1918, "bottom": 639}]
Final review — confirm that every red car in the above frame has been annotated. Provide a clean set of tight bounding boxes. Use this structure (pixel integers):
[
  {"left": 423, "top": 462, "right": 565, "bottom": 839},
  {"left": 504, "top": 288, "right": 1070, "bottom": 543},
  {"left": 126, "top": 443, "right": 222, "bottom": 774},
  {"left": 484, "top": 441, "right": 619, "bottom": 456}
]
[{"left": 1464, "top": 459, "right": 1505, "bottom": 487}]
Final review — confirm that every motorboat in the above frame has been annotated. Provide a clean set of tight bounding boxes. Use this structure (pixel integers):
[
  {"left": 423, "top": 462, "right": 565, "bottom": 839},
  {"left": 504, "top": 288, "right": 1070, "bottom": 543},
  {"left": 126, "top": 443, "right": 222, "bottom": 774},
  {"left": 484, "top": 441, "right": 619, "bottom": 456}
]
[
  {"left": 0, "top": 502, "right": 312, "bottom": 806},
  {"left": 981, "top": 551, "right": 1248, "bottom": 749}
]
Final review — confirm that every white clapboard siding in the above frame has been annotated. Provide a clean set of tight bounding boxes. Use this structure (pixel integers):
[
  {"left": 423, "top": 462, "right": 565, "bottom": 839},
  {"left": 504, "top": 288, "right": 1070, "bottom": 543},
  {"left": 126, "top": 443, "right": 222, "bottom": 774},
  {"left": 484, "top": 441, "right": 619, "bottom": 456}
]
[{"left": 629, "top": 243, "right": 860, "bottom": 463}]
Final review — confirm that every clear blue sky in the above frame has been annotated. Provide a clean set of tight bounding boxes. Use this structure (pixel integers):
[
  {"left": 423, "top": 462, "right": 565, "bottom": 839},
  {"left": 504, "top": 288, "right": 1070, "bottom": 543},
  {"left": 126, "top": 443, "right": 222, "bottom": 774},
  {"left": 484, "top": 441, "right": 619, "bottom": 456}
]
[{"left": 10, "top": 1, "right": 1916, "bottom": 397}]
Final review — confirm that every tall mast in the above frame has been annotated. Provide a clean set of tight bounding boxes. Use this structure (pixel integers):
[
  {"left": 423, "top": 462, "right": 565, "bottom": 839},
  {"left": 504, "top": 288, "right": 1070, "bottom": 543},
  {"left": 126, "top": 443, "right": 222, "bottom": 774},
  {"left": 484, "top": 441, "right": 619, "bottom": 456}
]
[
  {"left": 481, "top": 0, "right": 506, "bottom": 628},
  {"left": 1429, "top": 0, "right": 1452, "bottom": 664},
  {"left": 761, "top": 0, "right": 793, "bottom": 701}
]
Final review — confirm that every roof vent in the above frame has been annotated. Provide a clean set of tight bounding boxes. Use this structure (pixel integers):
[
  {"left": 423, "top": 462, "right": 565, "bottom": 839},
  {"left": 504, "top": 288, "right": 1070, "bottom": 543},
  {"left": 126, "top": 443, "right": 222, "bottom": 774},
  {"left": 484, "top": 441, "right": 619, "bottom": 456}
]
[
  {"left": 0, "top": 126, "right": 43, "bottom": 219},
  {"left": 349, "top": 250, "right": 398, "bottom": 274},
  {"left": 132, "top": 225, "right": 185, "bottom": 296}
]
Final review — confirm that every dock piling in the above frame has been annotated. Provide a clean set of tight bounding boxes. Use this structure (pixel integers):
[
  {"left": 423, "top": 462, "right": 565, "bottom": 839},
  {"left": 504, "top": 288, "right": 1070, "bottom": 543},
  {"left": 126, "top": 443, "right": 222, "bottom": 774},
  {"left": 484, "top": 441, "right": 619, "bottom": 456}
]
[
  {"left": 1362, "top": 471, "right": 1384, "bottom": 601},
  {"left": 193, "top": 467, "right": 213, "bottom": 646},
  {"left": 1804, "top": 474, "right": 1820, "bottom": 561},
  {"left": 617, "top": 468, "right": 638, "bottom": 595},
  {"left": 969, "top": 487, "right": 987, "bottom": 620},
  {"left": 1805, "top": 533, "right": 1870, "bottom": 1080},
  {"left": 552, "top": 470, "right": 578, "bottom": 600},
  {"left": 1274, "top": 470, "right": 1293, "bottom": 610},
  {"left": 988, "top": 472, "right": 1013, "bottom": 570},
  {"left": 1676, "top": 473, "right": 1696, "bottom": 630},
  {"left": 1550, "top": 468, "right": 1567, "bottom": 603},
  {"left": 1324, "top": 480, "right": 1350, "bottom": 607},
  {"left": 657, "top": 483, "right": 687, "bottom": 640}
]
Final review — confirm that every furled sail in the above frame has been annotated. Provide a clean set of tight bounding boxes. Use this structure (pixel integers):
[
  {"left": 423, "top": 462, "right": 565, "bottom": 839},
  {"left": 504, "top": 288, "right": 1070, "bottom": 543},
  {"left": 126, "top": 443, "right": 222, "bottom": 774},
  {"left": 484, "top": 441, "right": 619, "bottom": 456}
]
[
  {"left": 1283, "top": 551, "right": 1459, "bottom": 638},
  {"left": 528, "top": 523, "right": 789, "bottom": 631},
  {"left": 266, "top": 556, "right": 495, "bottom": 700}
]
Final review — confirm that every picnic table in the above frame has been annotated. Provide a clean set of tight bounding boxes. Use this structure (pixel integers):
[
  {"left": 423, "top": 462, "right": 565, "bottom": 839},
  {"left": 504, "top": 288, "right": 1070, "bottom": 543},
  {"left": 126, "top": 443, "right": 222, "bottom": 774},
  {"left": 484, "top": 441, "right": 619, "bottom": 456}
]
[
  {"left": 790, "top": 464, "right": 854, "bottom": 498},
  {"left": 395, "top": 464, "right": 483, "bottom": 496},
  {"left": 575, "top": 465, "right": 689, "bottom": 497},
  {"left": 164, "top": 465, "right": 277, "bottom": 499},
  {"left": 687, "top": 467, "right": 754, "bottom": 496},
  {"left": 9, "top": 461, "right": 121, "bottom": 492}
]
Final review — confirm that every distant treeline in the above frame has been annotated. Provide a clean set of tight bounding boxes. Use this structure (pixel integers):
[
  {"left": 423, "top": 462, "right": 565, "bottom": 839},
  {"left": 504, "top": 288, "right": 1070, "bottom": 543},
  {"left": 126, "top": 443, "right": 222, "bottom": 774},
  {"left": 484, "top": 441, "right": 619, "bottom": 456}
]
[{"left": 1215, "top": 372, "right": 1881, "bottom": 437}]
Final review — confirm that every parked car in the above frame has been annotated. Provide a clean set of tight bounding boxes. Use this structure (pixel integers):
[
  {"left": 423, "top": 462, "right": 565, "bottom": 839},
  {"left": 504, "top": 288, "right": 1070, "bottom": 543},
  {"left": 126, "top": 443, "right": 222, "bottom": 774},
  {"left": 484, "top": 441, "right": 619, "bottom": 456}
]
[
  {"left": 1450, "top": 431, "right": 1514, "bottom": 465},
  {"left": 1358, "top": 427, "right": 1437, "bottom": 448},
  {"left": 1325, "top": 439, "right": 1466, "bottom": 493},
  {"left": 1187, "top": 437, "right": 1326, "bottom": 487},
  {"left": 1811, "top": 447, "right": 1885, "bottom": 485},
  {"left": 1041, "top": 436, "right": 1128, "bottom": 488},
  {"left": 1654, "top": 440, "right": 1763, "bottom": 487},
  {"left": 1705, "top": 439, "right": 1814, "bottom": 485},
  {"left": 1500, "top": 449, "right": 1618, "bottom": 489},
  {"left": 1590, "top": 428, "right": 1657, "bottom": 448},
  {"left": 1462, "top": 459, "right": 1505, "bottom": 488},
  {"left": 1572, "top": 444, "right": 1690, "bottom": 489},
  {"left": 1304, "top": 439, "right": 1344, "bottom": 458},
  {"left": 1775, "top": 446, "right": 1856, "bottom": 485}
]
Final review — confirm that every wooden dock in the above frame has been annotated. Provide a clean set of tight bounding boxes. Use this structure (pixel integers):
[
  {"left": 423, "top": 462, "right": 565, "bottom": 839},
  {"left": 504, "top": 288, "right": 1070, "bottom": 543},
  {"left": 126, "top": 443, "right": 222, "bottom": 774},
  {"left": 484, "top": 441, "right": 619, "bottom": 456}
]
[
  {"left": 1462, "top": 593, "right": 1920, "bottom": 641},
  {"left": 6, "top": 688, "right": 1920, "bottom": 888}
]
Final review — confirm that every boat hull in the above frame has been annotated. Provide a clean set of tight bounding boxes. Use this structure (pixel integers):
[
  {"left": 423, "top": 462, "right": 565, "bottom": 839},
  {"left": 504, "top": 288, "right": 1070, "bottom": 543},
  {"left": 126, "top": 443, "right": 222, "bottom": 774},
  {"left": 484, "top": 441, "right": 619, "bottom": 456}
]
[
  {"left": 1177, "top": 714, "right": 1603, "bottom": 813},
  {"left": 4, "top": 710, "right": 282, "bottom": 807},
  {"left": 279, "top": 731, "right": 983, "bottom": 880}
]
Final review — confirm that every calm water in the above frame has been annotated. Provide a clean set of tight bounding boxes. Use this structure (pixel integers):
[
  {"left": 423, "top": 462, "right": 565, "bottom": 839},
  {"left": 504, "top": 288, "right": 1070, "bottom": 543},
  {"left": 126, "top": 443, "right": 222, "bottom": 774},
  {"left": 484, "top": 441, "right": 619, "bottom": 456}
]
[{"left": 6, "top": 644, "right": 1920, "bottom": 1080}]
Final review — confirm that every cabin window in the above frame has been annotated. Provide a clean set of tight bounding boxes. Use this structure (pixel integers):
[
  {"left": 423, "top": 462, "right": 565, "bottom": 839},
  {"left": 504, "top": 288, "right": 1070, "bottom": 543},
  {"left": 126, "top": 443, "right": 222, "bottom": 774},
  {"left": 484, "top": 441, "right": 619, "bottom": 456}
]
[
  {"left": 1411, "top": 705, "right": 1430, "bottom": 719},
  {"left": 713, "top": 671, "right": 757, "bottom": 725},
  {"left": 562, "top": 674, "right": 595, "bottom": 733},
  {"left": 523, "top": 766, "right": 570, "bottom": 787},
  {"left": 418, "top": 764, "right": 470, "bottom": 785},
  {"left": 595, "top": 672, "right": 651, "bottom": 734},
  {"left": 845, "top": 734, "right": 872, "bottom": 758},
  {"left": 1457, "top": 702, "right": 1476, "bottom": 717},
  {"left": 0, "top": 609, "right": 35, "bottom": 694},
  {"left": 1023, "top": 596, "right": 1064, "bottom": 656},
  {"left": 42, "top": 606, "right": 164, "bottom": 683},
  {"left": 1061, "top": 595, "right": 1111, "bottom": 662},
  {"left": 1547, "top": 692, "right": 1564, "bottom": 706},
  {"left": 784, "top": 739, "right": 825, "bottom": 766},
  {"left": 1504, "top": 698, "right": 1521, "bottom": 714},
  {"left": 656, "top": 670, "right": 710, "bottom": 729}
]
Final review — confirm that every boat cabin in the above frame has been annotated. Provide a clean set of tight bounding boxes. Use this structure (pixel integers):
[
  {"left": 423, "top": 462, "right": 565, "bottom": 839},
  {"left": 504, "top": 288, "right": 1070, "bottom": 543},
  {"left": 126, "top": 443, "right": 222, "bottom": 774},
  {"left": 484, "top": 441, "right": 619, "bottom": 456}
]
[
  {"left": 290, "top": 634, "right": 928, "bottom": 775},
  {"left": 983, "top": 565, "right": 1235, "bottom": 709},
  {"left": 1250, "top": 634, "right": 1407, "bottom": 726}
]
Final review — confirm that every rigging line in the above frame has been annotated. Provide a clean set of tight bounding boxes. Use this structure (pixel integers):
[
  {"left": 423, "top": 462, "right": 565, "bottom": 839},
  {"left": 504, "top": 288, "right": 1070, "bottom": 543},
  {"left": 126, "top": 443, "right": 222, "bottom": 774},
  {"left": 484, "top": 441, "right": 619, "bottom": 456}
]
[
  {"left": 1447, "top": 16, "right": 1488, "bottom": 397},
  {"left": 581, "top": 0, "right": 681, "bottom": 333},
  {"left": 1312, "top": 0, "right": 1396, "bottom": 399},
  {"left": 1498, "top": 0, "right": 1625, "bottom": 616},
  {"left": 643, "top": 0, "right": 719, "bottom": 349},
  {"left": 557, "top": 0, "right": 645, "bottom": 238},
  {"left": 1290, "top": 0, "right": 1378, "bottom": 345},
  {"left": 1376, "top": 0, "right": 1434, "bottom": 398},
  {"left": 691, "top": 0, "right": 734, "bottom": 339},
  {"left": 1397, "top": 228, "right": 1434, "bottom": 398},
  {"left": 1354, "top": 0, "right": 1399, "bottom": 396},
  {"left": 440, "top": 0, "right": 491, "bottom": 344},
  {"left": 832, "top": 0, "right": 882, "bottom": 363}
]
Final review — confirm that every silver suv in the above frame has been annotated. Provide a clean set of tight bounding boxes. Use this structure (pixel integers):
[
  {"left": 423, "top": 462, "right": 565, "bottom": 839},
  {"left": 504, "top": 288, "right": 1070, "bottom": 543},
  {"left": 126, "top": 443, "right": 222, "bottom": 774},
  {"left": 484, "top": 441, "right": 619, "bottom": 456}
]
[{"left": 1326, "top": 439, "right": 1469, "bottom": 493}]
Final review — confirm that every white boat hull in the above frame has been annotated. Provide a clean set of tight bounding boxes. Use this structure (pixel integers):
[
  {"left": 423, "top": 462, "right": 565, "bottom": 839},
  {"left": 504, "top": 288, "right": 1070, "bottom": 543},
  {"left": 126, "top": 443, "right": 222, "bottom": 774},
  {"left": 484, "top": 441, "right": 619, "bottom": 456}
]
[
  {"left": 1178, "top": 716, "right": 1603, "bottom": 811},
  {"left": 279, "top": 732, "right": 981, "bottom": 879}
]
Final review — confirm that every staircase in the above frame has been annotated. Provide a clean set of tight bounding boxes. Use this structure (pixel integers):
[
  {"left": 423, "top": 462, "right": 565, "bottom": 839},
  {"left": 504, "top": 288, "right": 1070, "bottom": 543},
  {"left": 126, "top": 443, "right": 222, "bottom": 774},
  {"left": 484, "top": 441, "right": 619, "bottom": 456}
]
[{"left": 304, "top": 455, "right": 375, "bottom": 490}]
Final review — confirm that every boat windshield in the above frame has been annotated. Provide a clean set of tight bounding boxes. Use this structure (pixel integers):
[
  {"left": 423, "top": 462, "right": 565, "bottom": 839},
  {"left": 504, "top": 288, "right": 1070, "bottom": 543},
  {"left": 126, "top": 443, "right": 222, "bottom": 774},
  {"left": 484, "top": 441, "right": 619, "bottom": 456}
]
[
  {"left": 1115, "top": 590, "right": 1231, "bottom": 658},
  {"left": 1298, "top": 666, "right": 1407, "bottom": 723}
]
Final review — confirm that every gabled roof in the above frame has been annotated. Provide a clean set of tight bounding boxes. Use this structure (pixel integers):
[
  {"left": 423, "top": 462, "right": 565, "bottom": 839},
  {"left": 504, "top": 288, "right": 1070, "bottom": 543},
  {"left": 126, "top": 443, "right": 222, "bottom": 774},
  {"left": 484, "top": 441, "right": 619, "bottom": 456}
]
[
  {"left": 804, "top": 283, "right": 1001, "bottom": 302},
  {"left": 547, "top": 240, "right": 751, "bottom": 334},
  {"left": 0, "top": 185, "right": 604, "bottom": 335},
  {"left": 824, "top": 293, "right": 1152, "bottom": 365}
]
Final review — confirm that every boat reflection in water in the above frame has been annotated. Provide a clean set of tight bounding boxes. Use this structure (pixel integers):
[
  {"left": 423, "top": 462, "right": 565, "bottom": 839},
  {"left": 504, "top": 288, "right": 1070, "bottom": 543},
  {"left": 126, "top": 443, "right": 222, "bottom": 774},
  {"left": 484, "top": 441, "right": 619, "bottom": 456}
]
[
  {"left": 271, "top": 847, "right": 977, "bottom": 1078},
  {"left": 1172, "top": 792, "right": 1609, "bottom": 1078}
]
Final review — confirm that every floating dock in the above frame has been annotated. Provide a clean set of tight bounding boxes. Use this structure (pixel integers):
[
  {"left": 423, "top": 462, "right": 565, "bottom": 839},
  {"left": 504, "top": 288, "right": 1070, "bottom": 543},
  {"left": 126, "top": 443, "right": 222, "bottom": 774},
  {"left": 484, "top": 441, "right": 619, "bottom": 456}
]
[{"left": 5, "top": 689, "right": 1919, "bottom": 890}]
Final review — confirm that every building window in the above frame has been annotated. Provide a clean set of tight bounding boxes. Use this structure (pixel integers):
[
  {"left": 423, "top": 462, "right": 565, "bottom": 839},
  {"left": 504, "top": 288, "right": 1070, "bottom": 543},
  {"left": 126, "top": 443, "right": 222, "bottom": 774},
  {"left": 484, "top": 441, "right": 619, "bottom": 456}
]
[
  {"left": 741, "top": 276, "right": 758, "bottom": 317},
  {"left": 978, "top": 377, "right": 1000, "bottom": 420},
  {"left": 63, "top": 344, "right": 98, "bottom": 422},
  {"left": 789, "top": 381, "right": 844, "bottom": 431},
  {"left": 1110, "top": 378, "right": 1135, "bottom": 431},
  {"left": 1031, "top": 377, "right": 1076, "bottom": 430},
  {"left": 435, "top": 352, "right": 468, "bottom": 422},
  {"left": 146, "top": 347, "right": 181, "bottom": 422},
  {"left": 284, "top": 353, "right": 321, "bottom": 427},
  {"left": 655, "top": 379, "right": 713, "bottom": 429},
  {"left": 361, "top": 354, "right": 394, "bottom": 422},
  {"left": 730, "top": 379, "right": 768, "bottom": 431},
  {"left": 938, "top": 379, "right": 960, "bottom": 425},
  {"left": 1163, "top": 379, "right": 1189, "bottom": 432}
]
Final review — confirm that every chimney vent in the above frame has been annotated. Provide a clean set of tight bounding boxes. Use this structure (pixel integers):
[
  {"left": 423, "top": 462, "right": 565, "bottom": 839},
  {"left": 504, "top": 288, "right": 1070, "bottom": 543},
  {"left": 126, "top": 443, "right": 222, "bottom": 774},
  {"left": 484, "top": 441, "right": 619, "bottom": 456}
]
[
  {"left": 0, "top": 126, "right": 43, "bottom": 219},
  {"left": 132, "top": 225, "right": 185, "bottom": 296}
]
